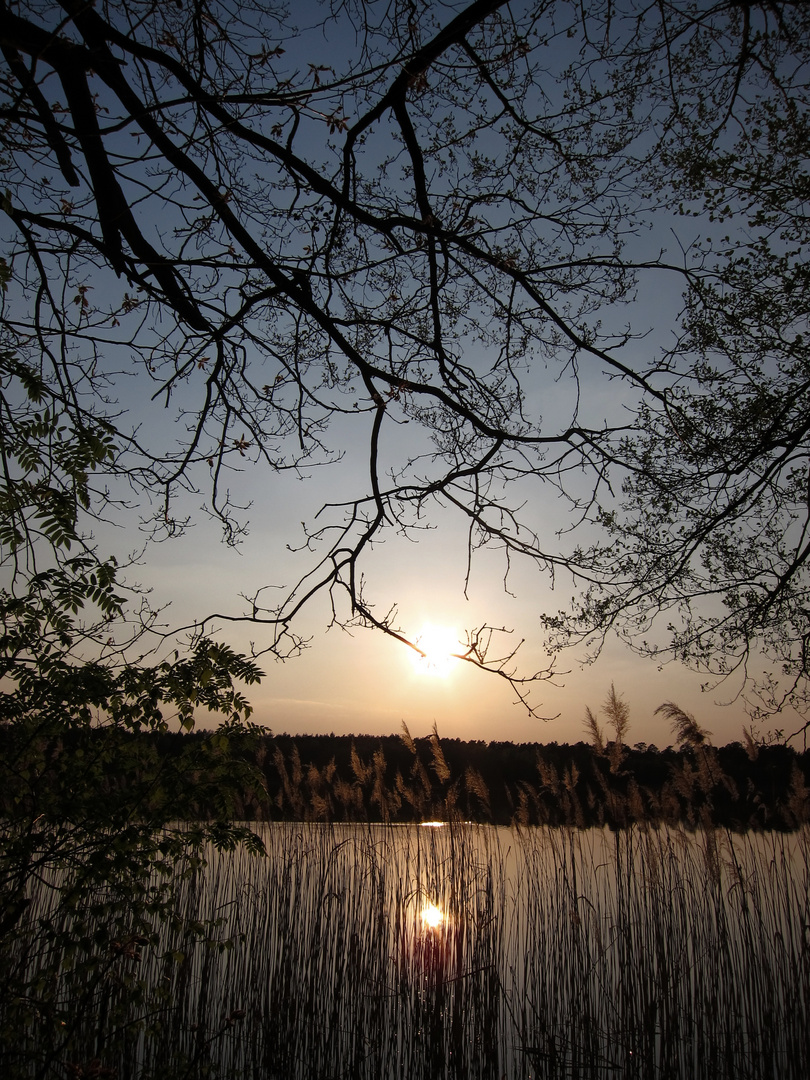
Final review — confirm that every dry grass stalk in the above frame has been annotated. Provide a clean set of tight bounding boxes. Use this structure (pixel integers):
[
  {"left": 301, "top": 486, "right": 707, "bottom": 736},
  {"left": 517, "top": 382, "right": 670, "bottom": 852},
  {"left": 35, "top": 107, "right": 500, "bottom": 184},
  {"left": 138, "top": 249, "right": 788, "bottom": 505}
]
[
  {"left": 464, "top": 766, "right": 491, "bottom": 819},
  {"left": 584, "top": 706, "right": 605, "bottom": 753},
  {"left": 429, "top": 723, "right": 451, "bottom": 785},
  {"left": 656, "top": 701, "right": 711, "bottom": 748},
  {"left": 603, "top": 682, "right": 631, "bottom": 745}
]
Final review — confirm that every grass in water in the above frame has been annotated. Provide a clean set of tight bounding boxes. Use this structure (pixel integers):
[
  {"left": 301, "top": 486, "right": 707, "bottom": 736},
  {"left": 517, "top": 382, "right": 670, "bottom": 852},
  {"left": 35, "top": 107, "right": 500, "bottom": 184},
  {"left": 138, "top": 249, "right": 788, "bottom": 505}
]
[{"left": 10, "top": 821, "right": 810, "bottom": 1079}]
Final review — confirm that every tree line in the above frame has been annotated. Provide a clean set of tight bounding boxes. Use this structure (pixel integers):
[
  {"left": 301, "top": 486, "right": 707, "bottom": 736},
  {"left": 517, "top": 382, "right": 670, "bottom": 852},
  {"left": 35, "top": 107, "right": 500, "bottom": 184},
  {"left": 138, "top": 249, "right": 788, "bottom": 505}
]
[
  {"left": 5, "top": 718, "right": 806, "bottom": 831},
  {"left": 261, "top": 727, "right": 810, "bottom": 829}
]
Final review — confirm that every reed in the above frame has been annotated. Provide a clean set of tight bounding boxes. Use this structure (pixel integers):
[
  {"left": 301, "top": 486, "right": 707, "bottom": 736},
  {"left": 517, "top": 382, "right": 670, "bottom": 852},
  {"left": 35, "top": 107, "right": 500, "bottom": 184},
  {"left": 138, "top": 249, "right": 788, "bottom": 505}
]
[
  {"left": 11, "top": 822, "right": 810, "bottom": 1079},
  {"left": 262, "top": 718, "right": 810, "bottom": 829}
]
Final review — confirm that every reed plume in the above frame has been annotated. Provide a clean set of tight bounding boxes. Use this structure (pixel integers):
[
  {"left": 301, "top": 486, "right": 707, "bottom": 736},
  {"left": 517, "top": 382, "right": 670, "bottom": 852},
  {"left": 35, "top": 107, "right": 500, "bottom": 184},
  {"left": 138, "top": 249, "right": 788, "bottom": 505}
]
[
  {"left": 429, "top": 723, "right": 451, "bottom": 785},
  {"left": 464, "top": 766, "right": 491, "bottom": 820},
  {"left": 583, "top": 706, "right": 605, "bottom": 753},
  {"left": 656, "top": 702, "right": 710, "bottom": 748},
  {"left": 350, "top": 742, "right": 371, "bottom": 785},
  {"left": 604, "top": 683, "right": 631, "bottom": 744}
]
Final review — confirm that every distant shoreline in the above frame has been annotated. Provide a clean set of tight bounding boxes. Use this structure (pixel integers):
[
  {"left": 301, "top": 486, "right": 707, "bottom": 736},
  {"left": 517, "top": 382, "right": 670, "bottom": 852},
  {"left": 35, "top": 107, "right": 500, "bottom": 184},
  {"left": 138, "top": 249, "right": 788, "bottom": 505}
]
[{"left": 184, "top": 729, "right": 810, "bottom": 829}]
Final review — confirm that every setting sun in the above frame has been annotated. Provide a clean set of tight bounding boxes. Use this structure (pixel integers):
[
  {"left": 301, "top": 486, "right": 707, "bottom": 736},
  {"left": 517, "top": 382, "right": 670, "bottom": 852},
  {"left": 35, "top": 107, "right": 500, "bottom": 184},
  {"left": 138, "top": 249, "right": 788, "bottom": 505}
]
[{"left": 412, "top": 623, "right": 461, "bottom": 677}]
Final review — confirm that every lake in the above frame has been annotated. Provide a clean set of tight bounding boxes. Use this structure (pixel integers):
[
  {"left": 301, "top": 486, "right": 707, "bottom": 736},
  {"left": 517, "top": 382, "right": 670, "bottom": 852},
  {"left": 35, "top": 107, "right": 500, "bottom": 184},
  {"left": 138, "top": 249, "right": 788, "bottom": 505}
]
[{"left": 16, "top": 822, "right": 810, "bottom": 1078}]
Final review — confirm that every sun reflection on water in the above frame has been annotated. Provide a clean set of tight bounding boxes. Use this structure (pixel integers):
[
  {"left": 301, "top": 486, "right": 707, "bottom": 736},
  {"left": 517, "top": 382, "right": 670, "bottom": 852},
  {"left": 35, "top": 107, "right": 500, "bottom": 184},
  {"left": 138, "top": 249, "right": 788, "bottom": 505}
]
[{"left": 419, "top": 902, "right": 445, "bottom": 931}]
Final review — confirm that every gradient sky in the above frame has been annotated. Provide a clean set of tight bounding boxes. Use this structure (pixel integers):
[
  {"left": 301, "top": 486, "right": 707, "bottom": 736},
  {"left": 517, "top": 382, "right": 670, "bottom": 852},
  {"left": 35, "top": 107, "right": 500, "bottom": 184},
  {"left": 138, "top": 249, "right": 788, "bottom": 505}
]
[
  {"left": 108, "top": 206, "right": 763, "bottom": 748},
  {"left": 136, "top": 501, "right": 761, "bottom": 747},
  {"left": 13, "top": 0, "right": 790, "bottom": 749},
  {"left": 118, "top": 260, "right": 763, "bottom": 748},
  {"left": 128, "top": 351, "right": 764, "bottom": 750}
]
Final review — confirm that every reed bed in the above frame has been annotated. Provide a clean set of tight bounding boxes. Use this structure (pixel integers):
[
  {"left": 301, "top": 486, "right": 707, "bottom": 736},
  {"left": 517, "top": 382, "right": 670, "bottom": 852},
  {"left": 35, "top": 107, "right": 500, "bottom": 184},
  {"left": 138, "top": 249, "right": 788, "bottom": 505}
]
[{"left": 14, "top": 823, "right": 810, "bottom": 1079}]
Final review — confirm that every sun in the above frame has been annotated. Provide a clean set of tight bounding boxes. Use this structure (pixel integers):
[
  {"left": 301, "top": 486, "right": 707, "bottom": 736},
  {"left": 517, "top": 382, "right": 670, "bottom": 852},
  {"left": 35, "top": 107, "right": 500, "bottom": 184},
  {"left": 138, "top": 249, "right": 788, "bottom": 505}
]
[{"left": 412, "top": 623, "right": 461, "bottom": 677}]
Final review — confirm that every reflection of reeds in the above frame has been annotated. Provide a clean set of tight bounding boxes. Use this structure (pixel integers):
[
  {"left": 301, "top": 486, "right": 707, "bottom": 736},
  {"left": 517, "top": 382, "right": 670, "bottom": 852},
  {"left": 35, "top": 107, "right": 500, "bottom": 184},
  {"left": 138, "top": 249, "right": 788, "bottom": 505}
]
[{"left": 14, "top": 822, "right": 810, "bottom": 1079}]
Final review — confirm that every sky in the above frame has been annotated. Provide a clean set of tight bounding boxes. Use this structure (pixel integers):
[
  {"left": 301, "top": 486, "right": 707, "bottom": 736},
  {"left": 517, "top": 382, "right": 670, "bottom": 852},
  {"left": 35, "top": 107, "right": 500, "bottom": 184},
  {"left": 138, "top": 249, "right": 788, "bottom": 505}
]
[
  {"left": 120, "top": 231, "right": 759, "bottom": 749},
  {"left": 99, "top": 2, "right": 782, "bottom": 750},
  {"left": 130, "top": 358, "right": 760, "bottom": 750},
  {"left": 6, "top": 0, "right": 793, "bottom": 749}
]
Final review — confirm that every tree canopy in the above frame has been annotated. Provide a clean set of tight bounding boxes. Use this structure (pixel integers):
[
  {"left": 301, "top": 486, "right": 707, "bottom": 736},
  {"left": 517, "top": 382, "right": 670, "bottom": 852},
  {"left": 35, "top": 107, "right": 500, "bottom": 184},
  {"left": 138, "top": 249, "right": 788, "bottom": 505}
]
[{"left": 1, "top": 0, "right": 809, "bottom": 727}]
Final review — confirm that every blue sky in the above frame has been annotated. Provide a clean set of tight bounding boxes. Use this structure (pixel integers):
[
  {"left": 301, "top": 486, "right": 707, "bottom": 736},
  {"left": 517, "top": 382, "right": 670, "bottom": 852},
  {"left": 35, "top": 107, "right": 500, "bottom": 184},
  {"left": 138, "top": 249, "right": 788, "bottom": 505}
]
[{"left": 5, "top": 0, "right": 798, "bottom": 747}]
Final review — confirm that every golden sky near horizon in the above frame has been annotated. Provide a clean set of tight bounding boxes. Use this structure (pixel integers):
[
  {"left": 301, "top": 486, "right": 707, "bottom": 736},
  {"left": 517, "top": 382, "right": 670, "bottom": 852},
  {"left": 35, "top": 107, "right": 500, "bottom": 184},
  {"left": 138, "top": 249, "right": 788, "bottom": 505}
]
[{"left": 139, "top": 495, "right": 763, "bottom": 748}]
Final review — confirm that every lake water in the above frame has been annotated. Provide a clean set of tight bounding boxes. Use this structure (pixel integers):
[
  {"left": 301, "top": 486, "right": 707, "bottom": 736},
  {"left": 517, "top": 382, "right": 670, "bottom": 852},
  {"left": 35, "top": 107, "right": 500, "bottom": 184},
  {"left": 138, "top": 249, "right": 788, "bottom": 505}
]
[{"left": 17, "top": 822, "right": 810, "bottom": 1078}]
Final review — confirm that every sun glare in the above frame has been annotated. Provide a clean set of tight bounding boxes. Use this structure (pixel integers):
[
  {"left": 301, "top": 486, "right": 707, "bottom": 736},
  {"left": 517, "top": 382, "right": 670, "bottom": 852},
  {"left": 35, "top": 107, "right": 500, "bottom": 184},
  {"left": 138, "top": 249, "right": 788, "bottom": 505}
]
[
  {"left": 412, "top": 623, "right": 461, "bottom": 677},
  {"left": 420, "top": 902, "right": 445, "bottom": 930}
]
